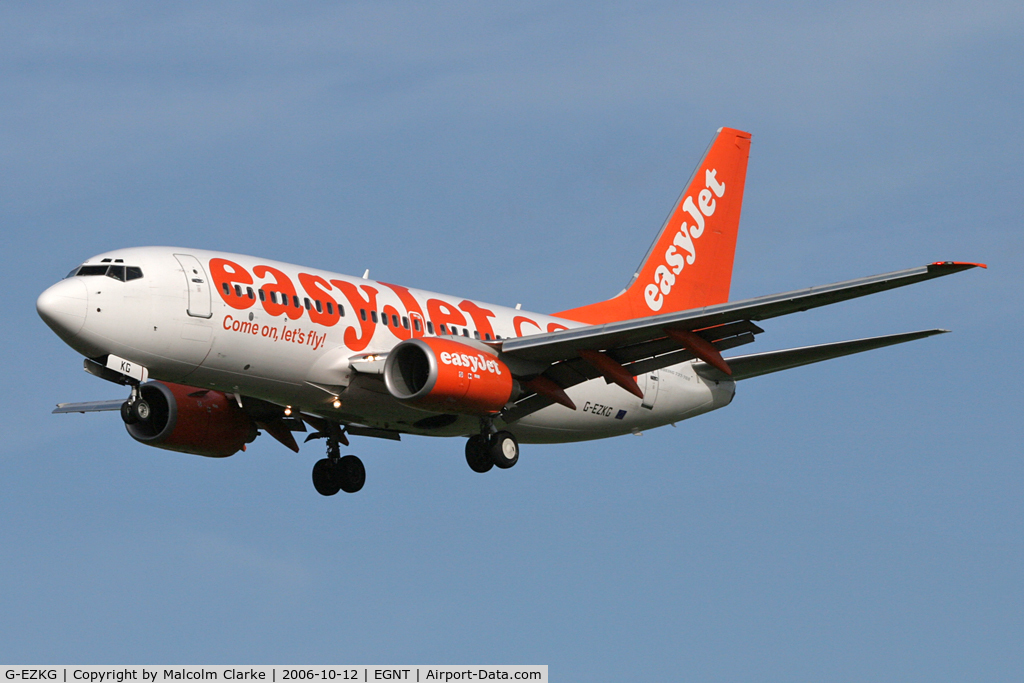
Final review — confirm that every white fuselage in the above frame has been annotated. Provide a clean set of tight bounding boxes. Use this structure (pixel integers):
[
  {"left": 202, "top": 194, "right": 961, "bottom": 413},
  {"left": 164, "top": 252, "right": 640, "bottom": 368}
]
[{"left": 41, "top": 247, "right": 736, "bottom": 443}]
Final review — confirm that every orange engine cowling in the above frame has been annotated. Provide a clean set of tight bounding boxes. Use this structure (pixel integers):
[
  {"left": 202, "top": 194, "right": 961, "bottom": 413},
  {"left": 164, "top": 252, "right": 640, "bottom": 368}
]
[
  {"left": 383, "top": 338, "right": 514, "bottom": 415},
  {"left": 125, "top": 381, "right": 257, "bottom": 458}
]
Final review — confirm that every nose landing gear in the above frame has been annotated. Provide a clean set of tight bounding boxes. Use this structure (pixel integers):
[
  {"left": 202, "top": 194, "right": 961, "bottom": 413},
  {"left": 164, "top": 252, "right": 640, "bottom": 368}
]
[
  {"left": 119, "top": 383, "right": 150, "bottom": 425},
  {"left": 311, "top": 425, "right": 365, "bottom": 496}
]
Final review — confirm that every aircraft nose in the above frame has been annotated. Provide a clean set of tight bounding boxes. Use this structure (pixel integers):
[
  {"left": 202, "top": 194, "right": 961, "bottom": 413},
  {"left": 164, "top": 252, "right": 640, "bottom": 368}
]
[{"left": 37, "top": 277, "right": 88, "bottom": 340}]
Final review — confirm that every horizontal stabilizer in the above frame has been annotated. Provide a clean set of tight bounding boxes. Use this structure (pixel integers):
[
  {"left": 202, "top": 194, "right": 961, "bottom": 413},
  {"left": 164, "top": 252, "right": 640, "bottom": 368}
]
[
  {"left": 694, "top": 329, "right": 949, "bottom": 381},
  {"left": 53, "top": 399, "right": 124, "bottom": 414}
]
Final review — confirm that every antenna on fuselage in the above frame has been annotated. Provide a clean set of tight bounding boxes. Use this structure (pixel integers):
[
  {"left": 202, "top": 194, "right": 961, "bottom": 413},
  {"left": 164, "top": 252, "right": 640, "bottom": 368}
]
[{"left": 362, "top": 269, "right": 370, "bottom": 279}]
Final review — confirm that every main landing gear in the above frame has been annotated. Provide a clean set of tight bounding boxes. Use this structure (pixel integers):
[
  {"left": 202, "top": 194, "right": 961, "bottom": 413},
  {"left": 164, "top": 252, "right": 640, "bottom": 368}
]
[
  {"left": 311, "top": 427, "right": 365, "bottom": 496},
  {"left": 119, "top": 383, "right": 150, "bottom": 425},
  {"left": 465, "top": 430, "right": 519, "bottom": 473}
]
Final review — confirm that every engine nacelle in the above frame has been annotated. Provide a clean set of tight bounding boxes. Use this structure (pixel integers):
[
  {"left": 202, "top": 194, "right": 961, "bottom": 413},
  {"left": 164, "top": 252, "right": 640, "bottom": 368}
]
[
  {"left": 383, "top": 338, "right": 514, "bottom": 415},
  {"left": 125, "top": 381, "right": 256, "bottom": 458}
]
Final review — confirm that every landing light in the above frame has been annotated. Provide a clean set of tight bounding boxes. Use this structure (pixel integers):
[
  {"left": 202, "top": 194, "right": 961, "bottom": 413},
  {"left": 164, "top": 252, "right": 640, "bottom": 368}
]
[
  {"left": 332, "top": 399, "right": 342, "bottom": 409},
  {"left": 284, "top": 406, "right": 292, "bottom": 416}
]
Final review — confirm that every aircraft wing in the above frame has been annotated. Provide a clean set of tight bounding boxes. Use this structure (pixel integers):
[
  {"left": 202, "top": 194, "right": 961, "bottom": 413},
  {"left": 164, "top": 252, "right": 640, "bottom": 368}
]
[
  {"left": 500, "top": 262, "right": 982, "bottom": 364},
  {"left": 497, "top": 262, "right": 982, "bottom": 423}
]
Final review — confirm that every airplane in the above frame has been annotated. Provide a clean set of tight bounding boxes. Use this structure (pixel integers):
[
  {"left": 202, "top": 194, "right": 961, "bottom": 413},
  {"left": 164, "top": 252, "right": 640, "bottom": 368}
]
[{"left": 36, "top": 127, "right": 984, "bottom": 496}]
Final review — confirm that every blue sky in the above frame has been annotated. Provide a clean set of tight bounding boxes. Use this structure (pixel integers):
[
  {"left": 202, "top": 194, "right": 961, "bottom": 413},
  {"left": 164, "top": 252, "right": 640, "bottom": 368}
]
[{"left": 2, "top": 2, "right": 1021, "bottom": 679}]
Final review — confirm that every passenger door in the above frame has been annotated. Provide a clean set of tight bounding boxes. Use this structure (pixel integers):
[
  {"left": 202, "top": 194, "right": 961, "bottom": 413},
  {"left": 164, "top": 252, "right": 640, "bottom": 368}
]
[{"left": 173, "top": 254, "right": 212, "bottom": 318}]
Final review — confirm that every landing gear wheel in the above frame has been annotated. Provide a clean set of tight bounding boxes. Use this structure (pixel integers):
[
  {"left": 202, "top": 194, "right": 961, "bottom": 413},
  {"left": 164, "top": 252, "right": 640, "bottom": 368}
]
[
  {"left": 312, "top": 458, "right": 342, "bottom": 496},
  {"left": 465, "top": 434, "right": 493, "bottom": 473},
  {"left": 490, "top": 431, "right": 519, "bottom": 469},
  {"left": 120, "top": 401, "right": 137, "bottom": 425},
  {"left": 132, "top": 399, "right": 151, "bottom": 422},
  {"left": 337, "top": 455, "right": 366, "bottom": 493}
]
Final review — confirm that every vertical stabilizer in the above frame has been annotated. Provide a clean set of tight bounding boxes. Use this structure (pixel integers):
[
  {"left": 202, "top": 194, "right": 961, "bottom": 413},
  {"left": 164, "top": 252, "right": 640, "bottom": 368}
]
[{"left": 556, "top": 127, "right": 751, "bottom": 324}]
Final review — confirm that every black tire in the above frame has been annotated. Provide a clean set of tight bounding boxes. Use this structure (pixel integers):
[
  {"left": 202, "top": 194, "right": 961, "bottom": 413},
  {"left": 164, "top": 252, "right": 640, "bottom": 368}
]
[
  {"left": 312, "top": 458, "right": 341, "bottom": 496},
  {"left": 490, "top": 431, "right": 519, "bottom": 469},
  {"left": 337, "top": 454, "right": 366, "bottom": 493},
  {"left": 465, "top": 434, "right": 493, "bottom": 473},
  {"left": 120, "top": 401, "right": 137, "bottom": 425},
  {"left": 132, "top": 399, "right": 151, "bottom": 422}
]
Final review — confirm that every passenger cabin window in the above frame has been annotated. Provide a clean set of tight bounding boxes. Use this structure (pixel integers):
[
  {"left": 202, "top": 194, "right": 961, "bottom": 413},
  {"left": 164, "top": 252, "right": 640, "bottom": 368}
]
[
  {"left": 258, "top": 289, "right": 266, "bottom": 302},
  {"left": 234, "top": 284, "right": 243, "bottom": 297},
  {"left": 247, "top": 287, "right": 255, "bottom": 300},
  {"left": 381, "top": 313, "right": 389, "bottom": 326},
  {"left": 484, "top": 333, "right": 492, "bottom": 341},
  {"left": 463, "top": 329, "right": 470, "bottom": 337},
  {"left": 326, "top": 302, "right": 333, "bottom": 315},
  {"left": 222, "top": 283, "right": 231, "bottom": 296},
  {"left": 392, "top": 314, "right": 399, "bottom": 327},
  {"left": 370, "top": 311, "right": 378, "bottom": 323},
  {"left": 270, "top": 291, "right": 279, "bottom": 304},
  {"left": 304, "top": 297, "right": 311, "bottom": 310},
  {"left": 292, "top": 295, "right": 300, "bottom": 308},
  {"left": 473, "top": 330, "right": 480, "bottom": 339},
  {"left": 360, "top": 309, "right": 367, "bottom": 321},
  {"left": 315, "top": 300, "right": 322, "bottom": 313},
  {"left": 339, "top": 304, "right": 345, "bottom": 317},
  {"left": 427, "top": 321, "right": 434, "bottom": 334}
]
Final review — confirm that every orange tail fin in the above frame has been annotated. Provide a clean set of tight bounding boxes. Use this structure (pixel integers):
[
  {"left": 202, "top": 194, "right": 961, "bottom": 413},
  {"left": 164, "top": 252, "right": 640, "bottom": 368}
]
[{"left": 556, "top": 127, "right": 751, "bottom": 324}]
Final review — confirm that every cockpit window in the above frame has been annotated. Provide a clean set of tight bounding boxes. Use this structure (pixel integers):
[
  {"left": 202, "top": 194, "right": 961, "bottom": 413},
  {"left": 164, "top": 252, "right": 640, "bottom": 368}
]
[
  {"left": 70, "top": 264, "right": 144, "bottom": 280},
  {"left": 77, "top": 265, "right": 109, "bottom": 276}
]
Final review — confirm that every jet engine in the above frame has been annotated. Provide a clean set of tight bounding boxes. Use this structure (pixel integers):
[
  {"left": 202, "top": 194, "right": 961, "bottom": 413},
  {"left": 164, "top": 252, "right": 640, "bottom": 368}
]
[
  {"left": 125, "top": 381, "right": 257, "bottom": 458},
  {"left": 383, "top": 338, "right": 514, "bottom": 415}
]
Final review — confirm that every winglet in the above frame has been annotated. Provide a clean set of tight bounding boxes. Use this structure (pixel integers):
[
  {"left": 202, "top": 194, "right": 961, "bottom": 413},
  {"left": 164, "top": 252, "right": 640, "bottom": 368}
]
[{"left": 929, "top": 261, "right": 987, "bottom": 270}]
